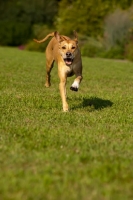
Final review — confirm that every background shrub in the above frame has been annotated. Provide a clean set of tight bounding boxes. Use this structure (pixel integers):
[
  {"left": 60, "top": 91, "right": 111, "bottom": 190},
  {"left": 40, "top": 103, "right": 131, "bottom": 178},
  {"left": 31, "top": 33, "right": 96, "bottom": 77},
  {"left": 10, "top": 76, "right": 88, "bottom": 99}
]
[
  {"left": 125, "top": 41, "right": 133, "bottom": 61},
  {"left": 56, "top": 0, "right": 113, "bottom": 37},
  {"left": 102, "top": 8, "right": 133, "bottom": 59},
  {"left": 0, "top": 21, "right": 31, "bottom": 46},
  {"left": 25, "top": 25, "right": 54, "bottom": 52},
  {"left": 0, "top": 0, "right": 58, "bottom": 46},
  {"left": 80, "top": 36, "right": 104, "bottom": 57},
  {"left": 101, "top": 45, "right": 125, "bottom": 59},
  {"left": 104, "top": 9, "right": 133, "bottom": 49},
  {"left": 56, "top": 0, "right": 133, "bottom": 37},
  {"left": 1, "top": 0, "right": 133, "bottom": 61}
]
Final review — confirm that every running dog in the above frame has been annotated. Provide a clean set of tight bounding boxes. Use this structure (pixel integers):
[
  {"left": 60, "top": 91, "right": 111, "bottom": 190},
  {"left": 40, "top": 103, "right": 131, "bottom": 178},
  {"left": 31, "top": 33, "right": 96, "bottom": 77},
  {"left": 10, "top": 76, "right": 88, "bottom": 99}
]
[{"left": 34, "top": 31, "right": 83, "bottom": 111}]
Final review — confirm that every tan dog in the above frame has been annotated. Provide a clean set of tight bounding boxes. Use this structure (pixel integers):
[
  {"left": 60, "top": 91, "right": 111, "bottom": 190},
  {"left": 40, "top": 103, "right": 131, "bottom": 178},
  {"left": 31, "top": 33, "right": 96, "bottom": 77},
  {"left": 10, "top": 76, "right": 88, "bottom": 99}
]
[{"left": 34, "top": 31, "right": 83, "bottom": 111}]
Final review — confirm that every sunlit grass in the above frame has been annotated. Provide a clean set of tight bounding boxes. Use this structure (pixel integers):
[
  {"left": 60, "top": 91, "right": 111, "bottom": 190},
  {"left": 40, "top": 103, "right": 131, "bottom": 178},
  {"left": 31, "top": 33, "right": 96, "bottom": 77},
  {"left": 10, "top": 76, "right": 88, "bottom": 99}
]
[{"left": 0, "top": 47, "right": 133, "bottom": 200}]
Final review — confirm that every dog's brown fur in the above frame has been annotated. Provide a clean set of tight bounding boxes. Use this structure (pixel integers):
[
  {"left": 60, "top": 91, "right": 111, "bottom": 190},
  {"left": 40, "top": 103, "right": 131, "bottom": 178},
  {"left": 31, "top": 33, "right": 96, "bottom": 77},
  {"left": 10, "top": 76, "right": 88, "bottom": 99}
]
[{"left": 34, "top": 31, "right": 83, "bottom": 111}]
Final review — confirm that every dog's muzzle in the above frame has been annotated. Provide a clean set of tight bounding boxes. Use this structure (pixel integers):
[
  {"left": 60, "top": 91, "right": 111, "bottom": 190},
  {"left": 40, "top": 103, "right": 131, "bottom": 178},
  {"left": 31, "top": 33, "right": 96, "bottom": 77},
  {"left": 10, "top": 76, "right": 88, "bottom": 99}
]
[{"left": 64, "top": 52, "right": 74, "bottom": 66}]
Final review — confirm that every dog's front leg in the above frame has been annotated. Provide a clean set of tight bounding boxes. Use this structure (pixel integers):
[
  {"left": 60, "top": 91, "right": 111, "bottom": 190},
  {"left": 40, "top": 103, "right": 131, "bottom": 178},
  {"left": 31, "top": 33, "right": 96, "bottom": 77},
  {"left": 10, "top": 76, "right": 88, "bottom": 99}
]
[
  {"left": 70, "top": 75, "right": 83, "bottom": 92},
  {"left": 70, "top": 61, "right": 83, "bottom": 91},
  {"left": 58, "top": 72, "right": 68, "bottom": 112}
]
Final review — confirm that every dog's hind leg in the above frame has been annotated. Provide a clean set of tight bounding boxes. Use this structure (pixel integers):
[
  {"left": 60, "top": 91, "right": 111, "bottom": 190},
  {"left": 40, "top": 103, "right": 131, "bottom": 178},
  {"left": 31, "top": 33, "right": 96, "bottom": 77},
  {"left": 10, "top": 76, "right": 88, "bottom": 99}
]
[
  {"left": 45, "top": 46, "right": 55, "bottom": 87},
  {"left": 45, "top": 59, "right": 54, "bottom": 87}
]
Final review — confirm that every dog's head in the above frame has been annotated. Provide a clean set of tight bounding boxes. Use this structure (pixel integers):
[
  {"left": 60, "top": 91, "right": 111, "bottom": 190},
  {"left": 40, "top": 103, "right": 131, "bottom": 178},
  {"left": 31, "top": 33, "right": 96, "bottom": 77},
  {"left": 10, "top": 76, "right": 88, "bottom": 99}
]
[{"left": 54, "top": 31, "right": 78, "bottom": 66}]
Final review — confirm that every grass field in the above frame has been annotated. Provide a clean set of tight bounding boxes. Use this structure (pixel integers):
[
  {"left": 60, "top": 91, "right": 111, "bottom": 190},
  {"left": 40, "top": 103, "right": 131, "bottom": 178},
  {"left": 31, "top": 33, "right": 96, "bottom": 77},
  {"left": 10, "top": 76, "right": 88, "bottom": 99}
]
[{"left": 0, "top": 46, "right": 133, "bottom": 200}]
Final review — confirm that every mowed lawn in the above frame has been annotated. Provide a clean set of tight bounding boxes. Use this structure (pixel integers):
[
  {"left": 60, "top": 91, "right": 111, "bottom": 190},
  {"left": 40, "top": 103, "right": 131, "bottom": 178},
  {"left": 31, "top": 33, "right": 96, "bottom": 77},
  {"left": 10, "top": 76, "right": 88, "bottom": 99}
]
[{"left": 0, "top": 46, "right": 133, "bottom": 200}]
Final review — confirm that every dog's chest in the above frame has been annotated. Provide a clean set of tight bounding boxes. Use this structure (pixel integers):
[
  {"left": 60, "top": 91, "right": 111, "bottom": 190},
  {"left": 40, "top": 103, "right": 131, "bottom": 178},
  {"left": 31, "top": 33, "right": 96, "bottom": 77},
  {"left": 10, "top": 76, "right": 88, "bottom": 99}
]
[{"left": 66, "top": 63, "right": 76, "bottom": 77}]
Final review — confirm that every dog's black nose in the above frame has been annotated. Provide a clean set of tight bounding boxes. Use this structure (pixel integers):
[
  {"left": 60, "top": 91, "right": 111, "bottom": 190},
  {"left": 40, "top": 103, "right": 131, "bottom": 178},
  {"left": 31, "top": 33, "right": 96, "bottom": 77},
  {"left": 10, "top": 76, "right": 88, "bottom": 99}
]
[{"left": 66, "top": 52, "right": 72, "bottom": 57}]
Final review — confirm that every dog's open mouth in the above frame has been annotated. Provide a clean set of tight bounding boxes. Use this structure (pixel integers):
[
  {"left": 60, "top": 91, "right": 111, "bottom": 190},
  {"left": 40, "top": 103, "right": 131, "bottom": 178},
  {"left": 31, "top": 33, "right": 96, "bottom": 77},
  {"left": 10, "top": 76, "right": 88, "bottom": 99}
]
[{"left": 64, "top": 58, "right": 73, "bottom": 66}]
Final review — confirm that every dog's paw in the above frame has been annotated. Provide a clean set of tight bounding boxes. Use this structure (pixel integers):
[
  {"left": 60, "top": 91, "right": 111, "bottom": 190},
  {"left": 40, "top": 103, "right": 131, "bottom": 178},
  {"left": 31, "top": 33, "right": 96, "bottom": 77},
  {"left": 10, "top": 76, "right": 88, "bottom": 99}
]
[
  {"left": 45, "top": 83, "right": 51, "bottom": 88},
  {"left": 63, "top": 104, "right": 69, "bottom": 112},
  {"left": 70, "top": 86, "right": 78, "bottom": 92},
  {"left": 70, "top": 81, "right": 79, "bottom": 92}
]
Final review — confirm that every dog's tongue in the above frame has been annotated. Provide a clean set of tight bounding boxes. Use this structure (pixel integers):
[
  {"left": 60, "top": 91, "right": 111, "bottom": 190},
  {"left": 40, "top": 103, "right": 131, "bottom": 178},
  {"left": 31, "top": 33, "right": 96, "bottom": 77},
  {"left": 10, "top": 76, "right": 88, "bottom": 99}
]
[
  {"left": 65, "top": 58, "right": 72, "bottom": 66},
  {"left": 66, "top": 60, "right": 72, "bottom": 65}
]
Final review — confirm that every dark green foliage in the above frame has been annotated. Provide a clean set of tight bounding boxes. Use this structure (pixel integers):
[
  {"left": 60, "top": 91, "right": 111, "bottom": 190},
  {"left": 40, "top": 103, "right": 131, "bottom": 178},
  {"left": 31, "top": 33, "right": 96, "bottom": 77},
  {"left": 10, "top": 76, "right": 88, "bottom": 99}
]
[
  {"left": 0, "top": 21, "right": 31, "bottom": 46},
  {"left": 26, "top": 25, "right": 54, "bottom": 52},
  {"left": 56, "top": 0, "right": 133, "bottom": 37},
  {"left": 101, "top": 45, "right": 125, "bottom": 59},
  {"left": 56, "top": 0, "right": 112, "bottom": 37},
  {"left": 80, "top": 37, "right": 104, "bottom": 57},
  {"left": 116, "top": 0, "right": 133, "bottom": 8},
  {"left": 125, "top": 41, "right": 133, "bottom": 61},
  {"left": 1, "top": 0, "right": 133, "bottom": 61},
  {"left": 0, "top": 0, "right": 58, "bottom": 46}
]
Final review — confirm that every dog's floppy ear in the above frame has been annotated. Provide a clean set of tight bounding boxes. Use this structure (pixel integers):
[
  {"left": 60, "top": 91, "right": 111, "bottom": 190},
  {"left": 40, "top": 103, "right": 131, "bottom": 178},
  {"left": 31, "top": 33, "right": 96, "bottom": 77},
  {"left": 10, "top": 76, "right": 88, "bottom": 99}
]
[
  {"left": 54, "top": 31, "right": 62, "bottom": 42},
  {"left": 73, "top": 30, "right": 78, "bottom": 43},
  {"left": 54, "top": 31, "right": 67, "bottom": 42}
]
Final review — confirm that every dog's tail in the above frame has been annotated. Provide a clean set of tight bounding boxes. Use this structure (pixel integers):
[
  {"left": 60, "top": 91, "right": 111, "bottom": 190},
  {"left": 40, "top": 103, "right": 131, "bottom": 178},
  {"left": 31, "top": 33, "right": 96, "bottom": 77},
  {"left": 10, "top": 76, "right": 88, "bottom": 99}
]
[{"left": 33, "top": 32, "right": 55, "bottom": 43}]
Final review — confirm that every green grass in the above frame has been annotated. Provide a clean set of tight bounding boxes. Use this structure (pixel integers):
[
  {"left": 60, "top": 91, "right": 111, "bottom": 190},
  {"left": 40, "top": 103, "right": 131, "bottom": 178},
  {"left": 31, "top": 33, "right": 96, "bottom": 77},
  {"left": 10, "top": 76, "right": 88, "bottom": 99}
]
[{"left": 0, "top": 46, "right": 133, "bottom": 200}]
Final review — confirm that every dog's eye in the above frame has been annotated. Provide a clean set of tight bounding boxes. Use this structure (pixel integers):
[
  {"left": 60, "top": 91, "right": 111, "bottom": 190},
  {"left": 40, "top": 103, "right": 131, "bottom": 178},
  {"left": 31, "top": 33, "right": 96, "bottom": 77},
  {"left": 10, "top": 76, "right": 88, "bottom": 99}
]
[
  {"left": 72, "top": 46, "right": 76, "bottom": 49},
  {"left": 62, "top": 46, "right": 66, "bottom": 49}
]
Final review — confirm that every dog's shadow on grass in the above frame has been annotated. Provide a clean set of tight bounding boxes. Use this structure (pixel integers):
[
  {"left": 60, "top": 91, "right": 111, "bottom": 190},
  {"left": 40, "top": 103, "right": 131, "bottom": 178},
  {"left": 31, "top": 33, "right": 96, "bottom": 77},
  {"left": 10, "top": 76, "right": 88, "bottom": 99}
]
[{"left": 72, "top": 97, "right": 113, "bottom": 111}]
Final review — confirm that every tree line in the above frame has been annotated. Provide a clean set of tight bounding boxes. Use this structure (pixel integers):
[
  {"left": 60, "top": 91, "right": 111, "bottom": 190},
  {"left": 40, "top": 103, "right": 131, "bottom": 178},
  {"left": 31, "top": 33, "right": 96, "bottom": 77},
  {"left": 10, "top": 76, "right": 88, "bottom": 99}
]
[
  {"left": 0, "top": 0, "right": 59, "bottom": 45},
  {"left": 0, "top": 0, "right": 132, "bottom": 46},
  {"left": 1, "top": 0, "right": 133, "bottom": 61}
]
